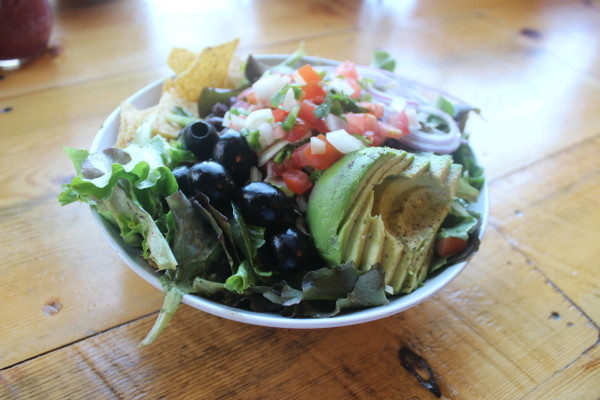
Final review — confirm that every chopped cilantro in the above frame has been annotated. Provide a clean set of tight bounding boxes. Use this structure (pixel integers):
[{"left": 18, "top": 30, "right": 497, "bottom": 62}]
[
  {"left": 282, "top": 105, "right": 300, "bottom": 131},
  {"left": 313, "top": 103, "right": 330, "bottom": 119},
  {"left": 371, "top": 50, "right": 396, "bottom": 72},
  {"left": 241, "top": 128, "right": 262, "bottom": 150}
]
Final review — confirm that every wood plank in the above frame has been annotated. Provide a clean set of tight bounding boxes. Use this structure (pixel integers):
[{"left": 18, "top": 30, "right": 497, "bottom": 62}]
[
  {"left": 0, "top": 0, "right": 359, "bottom": 100},
  {"left": 0, "top": 69, "right": 169, "bottom": 369},
  {"left": 520, "top": 345, "right": 600, "bottom": 400},
  {"left": 490, "top": 135, "right": 600, "bottom": 322},
  {"left": 0, "top": 225, "right": 597, "bottom": 399},
  {"left": 2, "top": 7, "right": 599, "bottom": 369},
  {"left": 484, "top": 0, "right": 600, "bottom": 81}
]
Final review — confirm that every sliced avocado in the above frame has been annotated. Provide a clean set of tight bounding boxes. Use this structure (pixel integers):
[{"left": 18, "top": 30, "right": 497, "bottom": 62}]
[
  {"left": 341, "top": 194, "right": 373, "bottom": 266},
  {"left": 307, "top": 147, "right": 463, "bottom": 295},
  {"left": 360, "top": 215, "right": 386, "bottom": 271},
  {"left": 307, "top": 147, "right": 409, "bottom": 265},
  {"left": 390, "top": 237, "right": 423, "bottom": 292},
  {"left": 381, "top": 228, "right": 404, "bottom": 280}
]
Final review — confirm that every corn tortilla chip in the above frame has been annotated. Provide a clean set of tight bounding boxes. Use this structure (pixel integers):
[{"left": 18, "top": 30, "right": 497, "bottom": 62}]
[
  {"left": 115, "top": 103, "right": 158, "bottom": 148},
  {"left": 174, "top": 38, "right": 240, "bottom": 102},
  {"left": 151, "top": 88, "right": 198, "bottom": 140},
  {"left": 167, "top": 47, "right": 197, "bottom": 75}
]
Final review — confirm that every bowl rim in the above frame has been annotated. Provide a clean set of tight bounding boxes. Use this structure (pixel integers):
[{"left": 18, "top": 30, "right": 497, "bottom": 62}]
[{"left": 89, "top": 54, "right": 489, "bottom": 329}]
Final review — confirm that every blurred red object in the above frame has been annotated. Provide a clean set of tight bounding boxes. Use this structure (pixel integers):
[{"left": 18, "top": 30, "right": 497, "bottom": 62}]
[{"left": 0, "top": 0, "right": 52, "bottom": 69}]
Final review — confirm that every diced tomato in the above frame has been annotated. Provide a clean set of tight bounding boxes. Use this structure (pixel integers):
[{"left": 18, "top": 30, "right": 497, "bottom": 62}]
[
  {"left": 361, "top": 130, "right": 385, "bottom": 147},
  {"left": 298, "top": 64, "right": 322, "bottom": 83},
  {"left": 335, "top": 60, "right": 359, "bottom": 80},
  {"left": 346, "top": 113, "right": 385, "bottom": 146},
  {"left": 435, "top": 237, "right": 468, "bottom": 258},
  {"left": 282, "top": 169, "right": 313, "bottom": 195},
  {"left": 286, "top": 119, "right": 311, "bottom": 142},
  {"left": 270, "top": 158, "right": 297, "bottom": 176},
  {"left": 304, "top": 134, "right": 344, "bottom": 170},
  {"left": 299, "top": 100, "right": 328, "bottom": 133},
  {"left": 345, "top": 78, "right": 362, "bottom": 98},
  {"left": 292, "top": 143, "right": 311, "bottom": 168},
  {"left": 345, "top": 113, "right": 380, "bottom": 135},
  {"left": 302, "top": 81, "right": 326, "bottom": 104},
  {"left": 386, "top": 110, "right": 410, "bottom": 135},
  {"left": 378, "top": 121, "right": 403, "bottom": 139},
  {"left": 272, "top": 108, "right": 289, "bottom": 123},
  {"left": 358, "top": 101, "right": 384, "bottom": 118}
]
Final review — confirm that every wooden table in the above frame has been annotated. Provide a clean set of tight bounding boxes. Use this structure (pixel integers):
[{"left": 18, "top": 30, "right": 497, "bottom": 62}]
[{"left": 1, "top": 0, "right": 599, "bottom": 398}]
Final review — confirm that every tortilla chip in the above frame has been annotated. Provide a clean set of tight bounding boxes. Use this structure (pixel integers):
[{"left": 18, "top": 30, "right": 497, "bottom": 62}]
[
  {"left": 167, "top": 47, "right": 197, "bottom": 75},
  {"left": 151, "top": 88, "right": 199, "bottom": 139},
  {"left": 115, "top": 103, "right": 158, "bottom": 148},
  {"left": 162, "top": 77, "right": 176, "bottom": 93},
  {"left": 174, "top": 38, "right": 240, "bottom": 102}
]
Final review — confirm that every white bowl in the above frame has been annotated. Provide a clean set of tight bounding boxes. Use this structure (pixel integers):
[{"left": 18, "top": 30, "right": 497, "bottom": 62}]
[{"left": 90, "top": 55, "right": 489, "bottom": 329}]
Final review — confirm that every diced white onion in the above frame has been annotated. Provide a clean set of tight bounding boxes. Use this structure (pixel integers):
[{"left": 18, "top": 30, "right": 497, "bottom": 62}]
[
  {"left": 257, "top": 122, "right": 274, "bottom": 148},
  {"left": 293, "top": 72, "right": 306, "bottom": 85},
  {"left": 245, "top": 109, "right": 273, "bottom": 130},
  {"left": 310, "top": 136, "right": 326, "bottom": 154},
  {"left": 389, "top": 98, "right": 407, "bottom": 112},
  {"left": 326, "top": 129, "right": 364, "bottom": 154},
  {"left": 325, "top": 113, "right": 348, "bottom": 132},
  {"left": 226, "top": 113, "right": 246, "bottom": 131},
  {"left": 327, "top": 78, "right": 354, "bottom": 96},
  {"left": 258, "top": 140, "right": 290, "bottom": 167},
  {"left": 252, "top": 74, "right": 291, "bottom": 102},
  {"left": 282, "top": 88, "right": 298, "bottom": 111},
  {"left": 249, "top": 166, "right": 263, "bottom": 182},
  {"left": 405, "top": 107, "right": 419, "bottom": 130},
  {"left": 271, "top": 123, "right": 287, "bottom": 140}
]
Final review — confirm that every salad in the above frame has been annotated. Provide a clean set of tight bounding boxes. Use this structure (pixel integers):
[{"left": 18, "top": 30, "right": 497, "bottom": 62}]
[{"left": 59, "top": 40, "right": 484, "bottom": 346}]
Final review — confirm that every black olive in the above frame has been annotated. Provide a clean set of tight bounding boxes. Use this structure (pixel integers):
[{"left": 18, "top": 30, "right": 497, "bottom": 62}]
[
  {"left": 212, "top": 129, "right": 257, "bottom": 186},
  {"left": 237, "top": 182, "right": 297, "bottom": 228},
  {"left": 172, "top": 164, "right": 191, "bottom": 196},
  {"left": 262, "top": 227, "right": 315, "bottom": 273},
  {"left": 181, "top": 120, "right": 218, "bottom": 161},
  {"left": 211, "top": 102, "right": 230, "bottom": 118},
  {"left": 187, "top": 161, "right": 235, "bottom": 213},
  {"left": 206, "top": 116, "right": 224, "bottom": 132}
]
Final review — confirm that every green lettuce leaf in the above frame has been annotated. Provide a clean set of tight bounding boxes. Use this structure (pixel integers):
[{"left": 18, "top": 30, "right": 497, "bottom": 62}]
[
  {"left": 230, "top": 203, "right": 270, "bottom": 277},
  {"left": 102, "top": 182, "right": 177, "bottom": 268},
  {"left": 224, "top": 260, "right": 257, "bottom": 294},
  {"left": 264, "top": 263, "right": 389, "bottom": 317},
  {"left": 139, "top": 191, "right": 222, "bottom": 347}
]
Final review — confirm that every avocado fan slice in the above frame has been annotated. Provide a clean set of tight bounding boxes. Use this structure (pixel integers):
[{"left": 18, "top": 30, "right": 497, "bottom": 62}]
[{"left": 307, "top": 147, "right": 463, "bottom": 295}]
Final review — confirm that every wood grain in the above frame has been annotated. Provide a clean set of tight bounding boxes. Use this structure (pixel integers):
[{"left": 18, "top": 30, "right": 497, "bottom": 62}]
[
  {"left": 0, "top": 224, "right": 597, "bottom": 399},
  {"left": 1, "top": 0, "right": 599, "bottom": 398}
]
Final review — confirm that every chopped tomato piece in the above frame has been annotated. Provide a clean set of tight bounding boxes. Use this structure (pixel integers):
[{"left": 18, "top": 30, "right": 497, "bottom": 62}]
[
  {"left": 270, "top": 158, "right": 297, "bottom": 176},
  {"left": 272, "top": 108, "right": 289, "bottom": 123},
  {"left": 345, "top": 113, "right": 380, "bottom": 135},
  {"left": 304, "top": 134, "right": 344, "bottom": 170},
  {"left": 346, "top": 113, "right": 384, "bottom": 146},
  {"left": 379, "top": 121, "right": 404, "bottom": 139},
  {"left": 292, "top": 143, "right": 311, "bottom": 168},
  {"left": 386, "top": 110, "right": 410, "bottom": 135},
  {"left": 435, "top": 237, "right": 468, "bottom": 258},
  {"left": 282, "top": 169, "right": 313, "bottom": 195},
  {"left": 335, "top": 60, "right": 359, "bottom": 80},
  {"left": 345, "top": 77, "right": 362, "bottom": 98},
  {"left": 361, "top": 130, "right": 385, "bottom": 147},
  {"left": 302, "top": 81, "right": 326, "bottom": 104},
  {"left": 358, "top": 101, "right": 384, "bottom": 118},
  {"left": 298, "top": 64, "right": 322, "bottom": 83},
  {"left": 299, "top": 100, "right": 328, "bottom": 133},
  {"left": 286, "top": 119, "right": 311, "bottom": 142}
]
